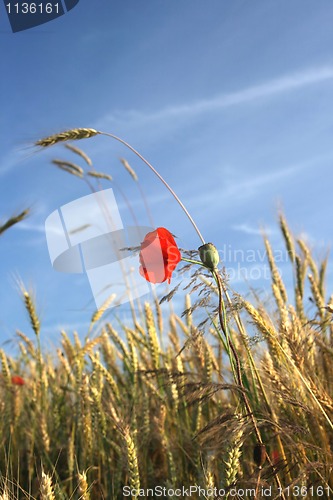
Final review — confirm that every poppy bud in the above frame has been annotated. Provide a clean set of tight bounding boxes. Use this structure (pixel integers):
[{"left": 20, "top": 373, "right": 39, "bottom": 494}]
[
  {"left": 198, "top": 243, "right": 219, "bottom": 270},
  {"left": 253, "top": 443, "right": 266, "bottom": 468}
]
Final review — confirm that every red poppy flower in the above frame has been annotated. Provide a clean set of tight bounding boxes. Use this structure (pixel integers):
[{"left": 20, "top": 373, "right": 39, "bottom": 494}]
[
  {"left": 271, "top": 449, "right": 280, "bottom": 464},
  {"left": 11, "top": 375, "right": 25, "bottom": 386},
  {"left": 139, "top": 227, "right": 181, "bottom": 284}
]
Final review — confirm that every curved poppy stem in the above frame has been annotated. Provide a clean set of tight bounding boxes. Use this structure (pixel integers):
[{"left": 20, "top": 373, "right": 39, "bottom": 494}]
[{"left": 99, "top": 132, "right": 206, "bottom": 245}]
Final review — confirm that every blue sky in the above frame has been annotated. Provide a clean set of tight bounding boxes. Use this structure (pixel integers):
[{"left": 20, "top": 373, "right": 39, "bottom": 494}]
[{"left": 1, "top": 1, "right": 333, "bottom": 349}]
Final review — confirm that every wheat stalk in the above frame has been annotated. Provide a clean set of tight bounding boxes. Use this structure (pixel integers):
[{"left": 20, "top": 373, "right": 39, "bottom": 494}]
[
  {"left": 264, "top": 237, "right": 288, "bottom": 303},
  {"left": 308, "top": 273, "right": 325, "bottom": 315},
  {"left": 67, "top": 426, "right": 75, "bottom": 480},
  {"left": 90, "top": 294, "right": 116, "bottom": 327},
  {"left": 65, "top": 143, "right": 92, "bottom": 166},
  {"left": 40, "top": 413, "right": 50, "bottom": 453},
  {"left": 89, "top": 353, "right": 120, "bottom": 401},
  {"left": 0, "top": 487, "right": 9, "bottom": 500},
  {"left": 0, "top": 350, "right": 11, "bottom": 390},
  {"left": 0, "top": 209, "right": 29, "bottom": 236},
  {"left": 40, "top": 470, "right": 55, "bottom": 500},
  {"left": 279, "top": 213, "right": 295, "bottom": 262},
  {"left": 154, "top": 297, "right": 163, "bottom": 334},
  {"left": 145, "top": 303, "right": 160, "bottom": 370},
  {"left": 78, "top": 470, "right": 90, "bottom": 500},
  {"left": 297, "top": 239, "right": 320, "bottom": 283},
  {"left": 224, "top": 427, "right": 244, "bottom": 495},
  {"left": 123, "top": 426, "right": 140, "bottom": 495},
  {"left": 22, "top": 289, "right": 40, "bottom": 337},
  {"left": 87, "top": 171, "right": 112, "bottom": 181},
  {"left": 36, "top": 128, "right": 99, "bottom": 147},
  {"left": 120, "top": 158, "right": 138, "bottom": 181},
  {"left": 52, "top": 159, "right": 84, "bottom": 177}
]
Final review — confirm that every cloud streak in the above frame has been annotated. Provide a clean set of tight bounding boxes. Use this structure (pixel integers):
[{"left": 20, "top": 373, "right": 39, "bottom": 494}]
[
  {"left": 231, "top": 224, "right": 276, "bottom": 236},
  {"left": 97, "top": 65, "right": 333, "bottom": 128},
  {"left": 188, "top": 162, "right": 302, "bottom": 212}
]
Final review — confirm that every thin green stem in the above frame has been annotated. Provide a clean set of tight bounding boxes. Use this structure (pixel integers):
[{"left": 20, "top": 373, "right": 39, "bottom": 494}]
[
  {"left": 213, "top": 269, "right": 286, "bottom": 499},
  {"left": 99, "top": 132, "right": 206, "bottom": 245},
  {"left": 213, "top": 270, "right": 262, "bottom": 442}
]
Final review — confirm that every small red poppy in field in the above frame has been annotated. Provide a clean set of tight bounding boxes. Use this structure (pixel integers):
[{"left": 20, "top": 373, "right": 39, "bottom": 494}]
[
  {"left": 139, "top": 227, "right": 181, "bottom": 284},
  {"left": 11, "top": 375, "right": 25, "bottom": 386},
  {"left": 271, "top": 449, "right": 280, "bottom": 464}
]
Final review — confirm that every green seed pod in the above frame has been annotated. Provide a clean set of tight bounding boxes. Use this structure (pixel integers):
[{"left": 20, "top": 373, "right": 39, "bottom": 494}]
[
  {"left": 198, "top": 243, "right": 220, "bottom": 270},
  {"left": 253, "top": 443, "right": 266, "bottom": 468}
]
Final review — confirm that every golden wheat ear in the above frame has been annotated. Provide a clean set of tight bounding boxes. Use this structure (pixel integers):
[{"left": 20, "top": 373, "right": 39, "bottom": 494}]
[
  {"left": 0, "top": 208, "right": 30, "bottom": 236},
  {"left": 35, "top": 128, "right": 99, "bottom": 147},
  {"left": 40, "top": 470, "right": 55, "bottom": 500}
]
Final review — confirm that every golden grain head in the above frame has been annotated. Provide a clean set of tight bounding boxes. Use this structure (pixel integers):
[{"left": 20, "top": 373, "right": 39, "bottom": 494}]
[
  {"left": 65, "top": 143, "right": 93, "bottom": 166},
  {"left": 0, "top": 209, "right": 30, "bottom": 236},
  {"left": 120, "top": 158, "right": 138, "bottom": 181},
  {"left": 40, "top": 470, "right": 55, "bottom": 500},
  {"left": 35, "top": 128, "right": 99, "bottom": 148},
  {"left": 90, "top": 294, "right": 117, "bottom": 326},
  {"left": 21, "top": 289, "right": 40, "bottom": 337},
  {"left": 279, "top": 213, "right": 295, "bottom": 262},
  {"left": 52, "top": 159, "right": 84, "bottom": 177},
  {"left": 87, "top": 171, "right": 112, "bottom": 181},
  {"left": 78, "top": 470, "right": 89, "bottom": 497}
]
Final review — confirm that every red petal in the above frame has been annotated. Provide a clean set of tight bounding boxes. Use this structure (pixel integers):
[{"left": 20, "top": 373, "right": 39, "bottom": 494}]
[
  {"left": 11, "top": 375, "right": 25, "bottom": 386},
  {"left": 139, "top": 227, "right": 181, "bottom": 283}
]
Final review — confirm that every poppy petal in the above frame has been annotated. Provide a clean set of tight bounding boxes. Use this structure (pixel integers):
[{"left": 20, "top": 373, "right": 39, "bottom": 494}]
[
  {"left": 11, "top": 375, "right": 25, "bottom": 386},
  {"left": 139, "top": 227, "right": 181, "bottom": 284}
]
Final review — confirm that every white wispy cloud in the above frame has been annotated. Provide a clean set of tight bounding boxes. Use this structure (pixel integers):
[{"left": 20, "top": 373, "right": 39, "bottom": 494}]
[
  {"left": 188, "top": 149, "right": 333, "bottom": 217},
  {"left": 4, "top": 65, "right": 332, "bottom": 180},
  {"left": 0, "top": 148, "right": 35, "bottom": 178},
  {"left": 42, "top": 320, "right": 90, "bottom": 335},
  {"left": 96, "top": 65, "right": 333, "bottom": 129},
  {"left": 220, "top": 164, "right": 299, "bottom": 198},
  {"left": 16, "top": 221, "right": 46, "bottom": 233},
  {"left": 231, "top": 224, "right": 276, "bottom": 236},
  {"left": 189, "top": 162, "right": 302, "bottom": 211}
]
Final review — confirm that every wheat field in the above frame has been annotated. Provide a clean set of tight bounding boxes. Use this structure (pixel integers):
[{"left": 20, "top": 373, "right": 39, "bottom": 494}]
[{"left": 1, "top": 136, "right": 332, "bottom": 499}]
